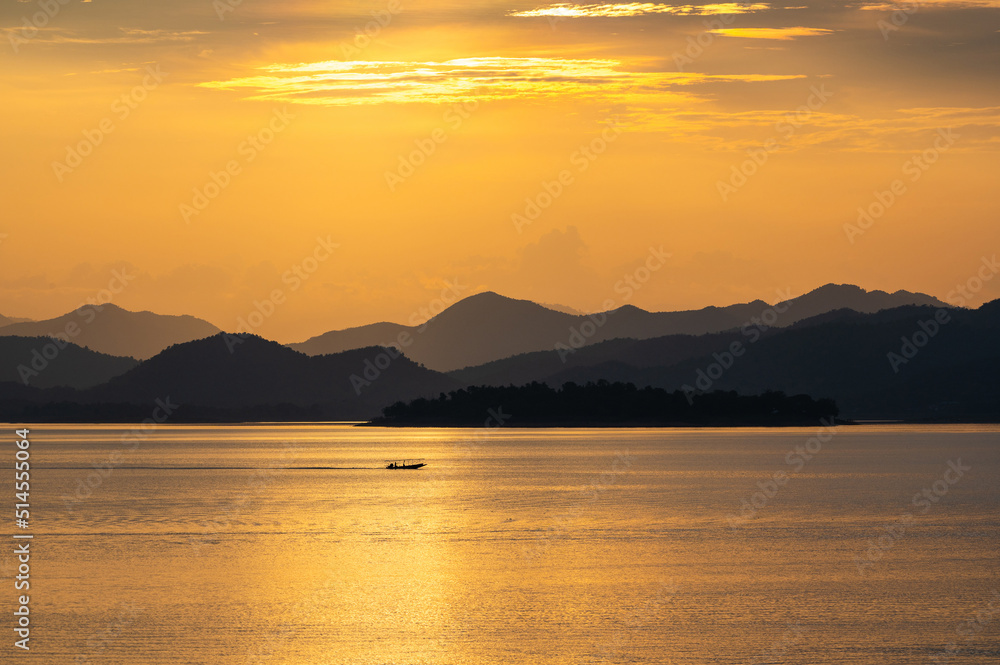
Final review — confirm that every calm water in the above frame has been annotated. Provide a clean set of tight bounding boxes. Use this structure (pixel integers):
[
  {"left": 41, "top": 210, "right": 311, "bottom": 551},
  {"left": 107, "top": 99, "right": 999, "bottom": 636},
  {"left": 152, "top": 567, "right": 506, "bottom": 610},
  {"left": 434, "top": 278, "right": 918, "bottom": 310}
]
[{"left": 10, "top": 424, "right": 1000, "bottom": 664}]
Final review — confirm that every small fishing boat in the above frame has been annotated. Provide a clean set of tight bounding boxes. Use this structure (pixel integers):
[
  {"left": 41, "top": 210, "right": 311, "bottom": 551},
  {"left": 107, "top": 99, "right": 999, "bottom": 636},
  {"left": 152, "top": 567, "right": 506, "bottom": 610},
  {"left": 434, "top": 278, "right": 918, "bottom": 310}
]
[{"left": 385, "top": 459, "right": 426, "bottom": 470}]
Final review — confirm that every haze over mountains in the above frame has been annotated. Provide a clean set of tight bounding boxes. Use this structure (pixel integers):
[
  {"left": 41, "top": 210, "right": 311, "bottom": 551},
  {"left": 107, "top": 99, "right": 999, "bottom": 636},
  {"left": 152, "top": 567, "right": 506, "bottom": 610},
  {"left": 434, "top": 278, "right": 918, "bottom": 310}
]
[
  {"left": 0, "top": 314, "right": 32, "bottom": 328},
  {"left": 0, "top": 283, "right": 945, "bottom": 369},
  {"left": 0, "top": 283, "right": 992, "bottom": 423},
  {"left": 291, "top": 284, "right": 948, "bottom": 372},
  {"left": 0, "top": 304, "right": 220, "bottom": 360}
]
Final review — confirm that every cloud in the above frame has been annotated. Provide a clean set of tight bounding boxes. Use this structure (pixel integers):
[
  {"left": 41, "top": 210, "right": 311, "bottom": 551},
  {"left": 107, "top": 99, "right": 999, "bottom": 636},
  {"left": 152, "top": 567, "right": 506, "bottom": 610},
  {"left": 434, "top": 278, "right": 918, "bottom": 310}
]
[
  {"left": 0, "top": 27, "right": 208, "bottom": 46},
  {"left": 508, "top": 2, "right": 771, "bottom": 17},
  {"left": 858, "top": 0, "right": 1000, "bottom": 8},
  {"left": 621, "top": 104, "right": 1000, "bottom": 151},
  {"left": 200, "top": 57, "right": 805, "bottom": 106},
  {"left": 708, "top": 27, "right": 836, "bottom": 39}
]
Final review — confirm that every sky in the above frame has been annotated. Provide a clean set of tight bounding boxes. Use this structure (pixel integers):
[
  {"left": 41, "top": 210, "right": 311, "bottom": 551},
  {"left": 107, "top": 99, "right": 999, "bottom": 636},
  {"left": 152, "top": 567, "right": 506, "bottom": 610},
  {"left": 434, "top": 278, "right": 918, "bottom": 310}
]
[{"left": 1, "top": 0, "right": 998, "bottom": 342}]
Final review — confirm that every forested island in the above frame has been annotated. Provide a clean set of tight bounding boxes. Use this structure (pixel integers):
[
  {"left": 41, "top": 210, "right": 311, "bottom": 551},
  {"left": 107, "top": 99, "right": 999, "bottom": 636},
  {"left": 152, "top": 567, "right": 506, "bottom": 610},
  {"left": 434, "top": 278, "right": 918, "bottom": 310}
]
[{"left": 367, "top": 381, "right": 842, "bottom": 427}]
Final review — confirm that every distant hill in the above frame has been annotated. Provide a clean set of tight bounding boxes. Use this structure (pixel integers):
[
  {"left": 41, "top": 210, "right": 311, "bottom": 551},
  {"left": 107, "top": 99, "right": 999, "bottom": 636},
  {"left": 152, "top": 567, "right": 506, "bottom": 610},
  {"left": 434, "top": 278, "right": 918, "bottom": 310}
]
[
  {"left": 0, "top": 288, "right": 983, "bottom": 424},
  {"left": 0, "top": 336, "right": 138, "bottom": 388},
  {"left": 291, "top": 285, "right": 948, "bottom": 371},
  {"left": 776, "top": 284, "right": 948, "bottom": 321},
  {"left": 370, "top": 382, "right": 840, "bottom": 427},
  {"left": 291, "top": 292, "right": 575, "bottom": 371},
  {"left": 0, "top": 334, "right": 461, "bottom": 422},
  {"left": 0, "top": 304, "right": 221, "bottom": 360},
  {"left": 0, "top": 314, "right": 32, "bottom": 328},
  {"left": 451, "top": 331, "right": 746, "bottom": 387},
  {"left": 451, "top": 301, "right": 1000, "bottom": 422}
]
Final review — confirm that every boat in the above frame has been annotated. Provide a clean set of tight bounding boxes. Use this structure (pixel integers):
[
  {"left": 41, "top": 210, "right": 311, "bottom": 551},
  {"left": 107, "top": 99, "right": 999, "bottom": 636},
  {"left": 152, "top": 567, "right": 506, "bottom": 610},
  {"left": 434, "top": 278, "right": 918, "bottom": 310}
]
[{"left": 385, "top": 459, "right": 426, "bottom": 470}]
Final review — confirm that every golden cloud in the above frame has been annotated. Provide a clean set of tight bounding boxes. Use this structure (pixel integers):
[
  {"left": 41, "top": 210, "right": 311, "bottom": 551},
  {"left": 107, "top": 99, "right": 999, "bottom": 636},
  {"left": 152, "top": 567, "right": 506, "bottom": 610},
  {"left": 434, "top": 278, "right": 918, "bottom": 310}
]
[
  {"left": 709, "top": 27, "right": 835, "bottom": 39},
  {"left": 508, "top": 2, "right": 771, "bottom": 16},
  {"left": 200, "top": 57, "right": 804, "bottom": 106},
  {"left": 621, "top": 104, "right": 1000, "bottom": 151},
  {"left": 859, "top": 0, "right": 1000, "bottom": 8},
  {"left": 0, "top": 27, "right": 208, "bottom": 45}
]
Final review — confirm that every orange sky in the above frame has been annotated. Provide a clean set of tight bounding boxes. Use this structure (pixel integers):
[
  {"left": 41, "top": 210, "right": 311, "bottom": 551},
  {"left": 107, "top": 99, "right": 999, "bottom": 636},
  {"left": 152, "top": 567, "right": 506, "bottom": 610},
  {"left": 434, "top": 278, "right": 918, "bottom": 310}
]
[{"left": 1, "top": 0, "right": 998, "bottom": 341}]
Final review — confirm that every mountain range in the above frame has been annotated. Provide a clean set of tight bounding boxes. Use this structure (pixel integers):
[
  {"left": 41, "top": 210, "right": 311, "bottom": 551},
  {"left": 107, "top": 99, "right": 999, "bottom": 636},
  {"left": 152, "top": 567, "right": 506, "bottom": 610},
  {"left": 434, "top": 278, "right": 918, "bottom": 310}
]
[
  {"left": 452, "top": 303, "right": 1000, "bottom": 420},
  {"left": 0, "top": 334, "right": 458, "bottom": 422},
  {"left": 1, "top": 284, "right": 992, "bottom": 423},
  {"left": 0, "top": 283, "right": 945, "bottom": 369},
  {"left": 290, "top": 284, "right": 948, "bottom": 372}
]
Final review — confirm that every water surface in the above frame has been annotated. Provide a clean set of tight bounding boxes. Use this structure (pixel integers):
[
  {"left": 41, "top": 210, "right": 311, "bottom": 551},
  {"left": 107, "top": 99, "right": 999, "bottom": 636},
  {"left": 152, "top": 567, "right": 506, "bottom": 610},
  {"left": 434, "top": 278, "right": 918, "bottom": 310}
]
[{"left": 14, "top": 424, "right": 1000, "bottom": 664}]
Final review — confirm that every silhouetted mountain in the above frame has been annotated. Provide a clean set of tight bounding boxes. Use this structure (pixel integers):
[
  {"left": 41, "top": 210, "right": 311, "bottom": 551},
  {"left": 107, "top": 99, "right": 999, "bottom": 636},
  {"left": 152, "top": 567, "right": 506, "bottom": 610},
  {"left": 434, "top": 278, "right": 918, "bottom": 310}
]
[
  {"left": 451, "top": 331, "right": 747, "bottom": 387},
  {"left": 0, "top": 336, "right": 138, "bottom": 388},
  {"left": 292, "top": 292, "right": 574, "bottom": 371},
  {"left": 0, "top": 314, "right": 32, "bottom": 328},
  {"left": 0, "top": 333, "right": 461, "bottom": 422},
  {"left": 451, "top": 301, "right": 1000, "bottom": 422},
  {"left": 0, "top": 304, "right": 221, "bottom": 360},
  {"left": 776, "top": 284, "right": 949, "bottom": 322},
  {"left": 292, "top": 285, "right": 947, "bottom": 371},
  {"left": 654, "top": 302, "right": 1000, "bottom": 420},
  {"left": 0, "top": 290, "right": 986, "bottom": 424}
]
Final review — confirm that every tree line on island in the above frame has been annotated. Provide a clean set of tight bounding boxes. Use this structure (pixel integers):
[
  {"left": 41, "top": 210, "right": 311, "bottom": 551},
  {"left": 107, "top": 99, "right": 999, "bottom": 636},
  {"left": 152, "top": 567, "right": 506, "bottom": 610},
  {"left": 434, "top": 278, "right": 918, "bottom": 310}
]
[{"left": 369, "top": 381, "right": 841, "bottom": 427}]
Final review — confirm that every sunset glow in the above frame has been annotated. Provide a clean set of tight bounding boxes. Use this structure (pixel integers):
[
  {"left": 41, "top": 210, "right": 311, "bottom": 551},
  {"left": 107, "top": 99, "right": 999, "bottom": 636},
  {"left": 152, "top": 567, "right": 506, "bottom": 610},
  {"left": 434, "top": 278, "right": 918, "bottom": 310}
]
[
  {"left": 1, "top": 0, "right": 998, "bottom": 341},
  {"left": 508, "top": 2, "right": 772, "bottom": 17}
]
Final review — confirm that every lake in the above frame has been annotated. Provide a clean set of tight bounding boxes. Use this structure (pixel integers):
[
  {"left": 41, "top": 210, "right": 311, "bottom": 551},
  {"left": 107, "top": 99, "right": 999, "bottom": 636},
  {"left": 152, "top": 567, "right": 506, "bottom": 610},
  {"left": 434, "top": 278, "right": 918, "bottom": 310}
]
[{"left": 15, "top": 424, "right": 1000, "bottom": 664}]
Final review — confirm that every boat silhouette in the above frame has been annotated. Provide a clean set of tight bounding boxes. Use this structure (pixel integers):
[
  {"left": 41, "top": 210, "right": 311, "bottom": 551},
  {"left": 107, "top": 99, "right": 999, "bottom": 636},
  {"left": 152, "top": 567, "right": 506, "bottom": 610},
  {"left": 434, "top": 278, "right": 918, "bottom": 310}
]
[{"left": 385, "top": 459, "right": 426, "bottom": 470}]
